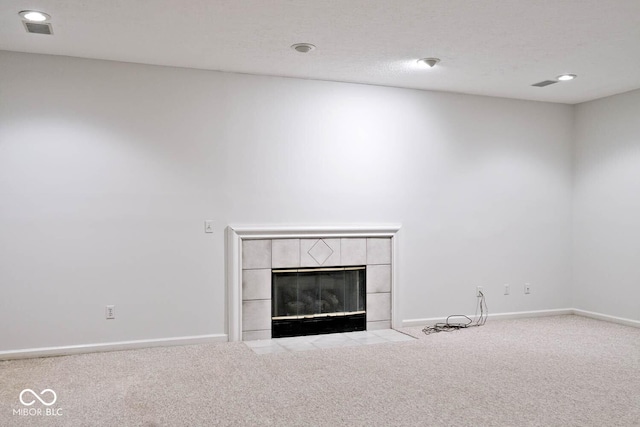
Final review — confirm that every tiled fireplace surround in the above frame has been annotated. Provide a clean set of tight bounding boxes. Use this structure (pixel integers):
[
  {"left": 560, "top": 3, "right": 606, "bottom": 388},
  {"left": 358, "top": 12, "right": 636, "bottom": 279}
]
[{"left": 226, "top": 226, "right": 400, "bottom": 341}]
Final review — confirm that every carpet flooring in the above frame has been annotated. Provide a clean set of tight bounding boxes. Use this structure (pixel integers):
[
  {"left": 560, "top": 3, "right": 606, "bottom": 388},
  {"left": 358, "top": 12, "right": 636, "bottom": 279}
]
[{"left": 1, "top": 315, "right": 639, "bottom": 426}]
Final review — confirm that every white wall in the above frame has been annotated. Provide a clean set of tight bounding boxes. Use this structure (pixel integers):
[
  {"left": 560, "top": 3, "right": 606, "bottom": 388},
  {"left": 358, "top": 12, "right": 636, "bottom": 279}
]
[
  {"left": 573, "top": 89, "right": 640, "bottom": 321},
  {"left": 0, "top": 51, "right": 573, "bottom": 352}
]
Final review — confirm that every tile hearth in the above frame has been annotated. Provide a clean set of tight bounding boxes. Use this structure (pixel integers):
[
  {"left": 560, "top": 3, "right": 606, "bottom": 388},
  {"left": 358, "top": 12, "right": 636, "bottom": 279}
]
[{"left": 244, "top": 329, "right": 414, "bottom": 354}]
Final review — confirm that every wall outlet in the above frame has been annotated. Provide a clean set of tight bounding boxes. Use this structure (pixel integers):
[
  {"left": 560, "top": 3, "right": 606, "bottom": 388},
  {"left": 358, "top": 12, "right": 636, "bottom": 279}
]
[
  {"left": 504, "top": 284, "right": 510, "bottom": 295},
  {"left": 204, "top": 220, "right": 214, "bottom": 233},
  {"left": 524, "top": 283, "right": 531, "bottom": 294},
  {"left": 476, "top": 286, "right": 484, "bottom": 297},
  {"left": 106, "top": 305, "right": 115, "bottom": 320}
]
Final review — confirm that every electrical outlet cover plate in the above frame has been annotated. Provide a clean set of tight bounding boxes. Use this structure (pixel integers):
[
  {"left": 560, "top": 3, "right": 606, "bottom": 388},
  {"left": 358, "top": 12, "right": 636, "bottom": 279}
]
[{"left": 106, "top": 305, "right": 115, "bottom": 319}]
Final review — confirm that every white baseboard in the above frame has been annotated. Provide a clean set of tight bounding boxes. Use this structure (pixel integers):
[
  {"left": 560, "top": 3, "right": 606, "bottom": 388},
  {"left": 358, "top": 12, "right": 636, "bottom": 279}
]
[
  {"left": 0, "top": 334, "right": 228, "bottom": 361},
  {"left": 572, "top": 309, "right": 640, "bottom": 329},
  {"left": 487, "top": 308, "right": 575, "bottom": 321},
  {"left": 403, "top": 308, "right": 640, "bottom": 329},
  {"left": 402, "top": 308, "right": 574, "bottom": 328}
]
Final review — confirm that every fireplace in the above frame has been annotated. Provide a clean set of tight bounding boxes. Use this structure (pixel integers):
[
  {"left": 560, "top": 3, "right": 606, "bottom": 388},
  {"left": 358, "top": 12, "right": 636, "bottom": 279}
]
[
  {"left": 225, "top": 225, "right": 400, "bottom": 342},
  {"left": 272, "top": 266, "right": 366, "bottom": 338}
]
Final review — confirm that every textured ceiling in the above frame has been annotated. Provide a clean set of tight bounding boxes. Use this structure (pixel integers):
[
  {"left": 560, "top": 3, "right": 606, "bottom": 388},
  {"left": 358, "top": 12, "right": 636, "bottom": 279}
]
[{"left": 1, "top": 0, "right": 640, "bottom": 104}]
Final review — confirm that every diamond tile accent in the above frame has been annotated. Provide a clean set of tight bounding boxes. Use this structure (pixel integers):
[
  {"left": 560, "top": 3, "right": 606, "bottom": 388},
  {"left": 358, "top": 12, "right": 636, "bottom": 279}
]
[
  {"left": 301, "top": 239, "right": 340, "bottom": 267},
  {"left": 308, "top": 239, "right": 334, "bottom": 265}
]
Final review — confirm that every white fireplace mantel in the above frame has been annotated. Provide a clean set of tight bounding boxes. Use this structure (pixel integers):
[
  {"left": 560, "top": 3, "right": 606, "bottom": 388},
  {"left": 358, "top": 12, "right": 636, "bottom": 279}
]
[{"left": 225, "top": 224, "right": 402, "bottom": 341}]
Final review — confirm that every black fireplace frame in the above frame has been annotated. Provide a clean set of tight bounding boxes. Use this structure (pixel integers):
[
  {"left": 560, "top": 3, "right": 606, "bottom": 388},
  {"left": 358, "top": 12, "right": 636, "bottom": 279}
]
[{"left": 271, "top": 266, "right": 366, "bottom": 338}]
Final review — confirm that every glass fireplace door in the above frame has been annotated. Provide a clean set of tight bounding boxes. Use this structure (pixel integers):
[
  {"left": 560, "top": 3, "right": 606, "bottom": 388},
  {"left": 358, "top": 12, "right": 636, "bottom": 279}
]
[{"left": 272, "top": 266, "right": 366, "bottom": 338}]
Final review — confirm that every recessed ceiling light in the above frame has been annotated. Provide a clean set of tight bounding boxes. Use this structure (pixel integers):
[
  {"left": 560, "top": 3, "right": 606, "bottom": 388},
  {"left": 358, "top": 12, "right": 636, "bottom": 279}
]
[
  {"left": 417, "top": 58, "right": 440, "bottom": 68},
  {"left": 291, "top": 43, "right": 316, "bottom": 53},
  {"left": 557, "top": 74, "right": 577, "bottom": 81},
  {"left": 19, "top": 10, "right": 51, "bottom": 22}
]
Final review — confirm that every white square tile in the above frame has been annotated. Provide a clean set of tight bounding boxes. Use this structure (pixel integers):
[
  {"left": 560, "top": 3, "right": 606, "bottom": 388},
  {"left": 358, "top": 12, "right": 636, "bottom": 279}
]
[
  {"left": 313, "top": 340, "right": 363, "bottom": 349},
  {"left": 251, "top": 344, "right": 287, "bottom": 355},
  {"left": 243, "top": 330, "right": 272, "bottom": 341},
  {"left": 244, "top": 338, "right": 275, "bottom": 348},
  {"left": 242, "top": 239, "right": 272, "bottom": 269},
  {"left": 344, "top": 330, "right": 372, "bottom": 339},
  {"left": 341, "top": 238, "right": 366, "bottom": 265},
  {"left": 242, "top": 300, "right": 272, "bottom": 331},
  {"left": 353, "top": 335, "right": 388, "bottom": 345},
  {"left": 312, "top": 333, "right": 349, "bottom": 344},
  {"left": 273, "top": 336, "right": 303, "bottom": 345},
  {"left": 366, "top": 320, "right": 392, "bottom": 331},
  {"left": 272, "top": 239, "right": 300, "bottom": 268},
  {"left": 370, "top": 329, "right": 414, "bottom": 342},
  {"left": 367, "top": 238, "right": 391, "bottom": 264},
  {"left": 286, "top": 335, "right": 318, "bottom": 344},
  {"left": 334, "top": 339, "right": 363, "bottom": 348},
  {"left": 366, "top": 264, "right": 391, "bottom": 293},
  {"left": 310, "top": 337, "right": 350, "bottom": 348},
  {"left": 278, "top": 341, "right": 317, "bottom": 352},
  {"left": 368, "top": 329, "right": 398, "bottom": 338},
  {"left": 300, "top": 239, "right": 341, "bottom": 267},
  {"left": 242, "top": 269, "right": 271, "bottom": 301},
  {"left": 367, "top": 293, "right": 391, "bottom": 322}
]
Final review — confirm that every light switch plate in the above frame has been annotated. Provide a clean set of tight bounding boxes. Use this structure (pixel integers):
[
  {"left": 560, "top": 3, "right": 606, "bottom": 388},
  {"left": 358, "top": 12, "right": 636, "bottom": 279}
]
[
  {"left": 204, "top": 220, "right": 214, "bottom": 233},
  {"left": 106, "top": 305, "right": 115, "bottom": 320}
]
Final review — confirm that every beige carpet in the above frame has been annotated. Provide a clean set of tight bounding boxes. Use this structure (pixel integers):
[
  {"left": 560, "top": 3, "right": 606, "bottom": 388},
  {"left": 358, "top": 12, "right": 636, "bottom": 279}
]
[{"left": 1, "top": 315, "right": 639, "bottom": 426}]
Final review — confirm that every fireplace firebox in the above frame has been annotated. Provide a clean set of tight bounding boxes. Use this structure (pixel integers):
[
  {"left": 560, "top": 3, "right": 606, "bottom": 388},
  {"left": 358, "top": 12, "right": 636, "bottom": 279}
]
[{"left": 272, "top": 266, "right": 366, "bottom": 338}]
